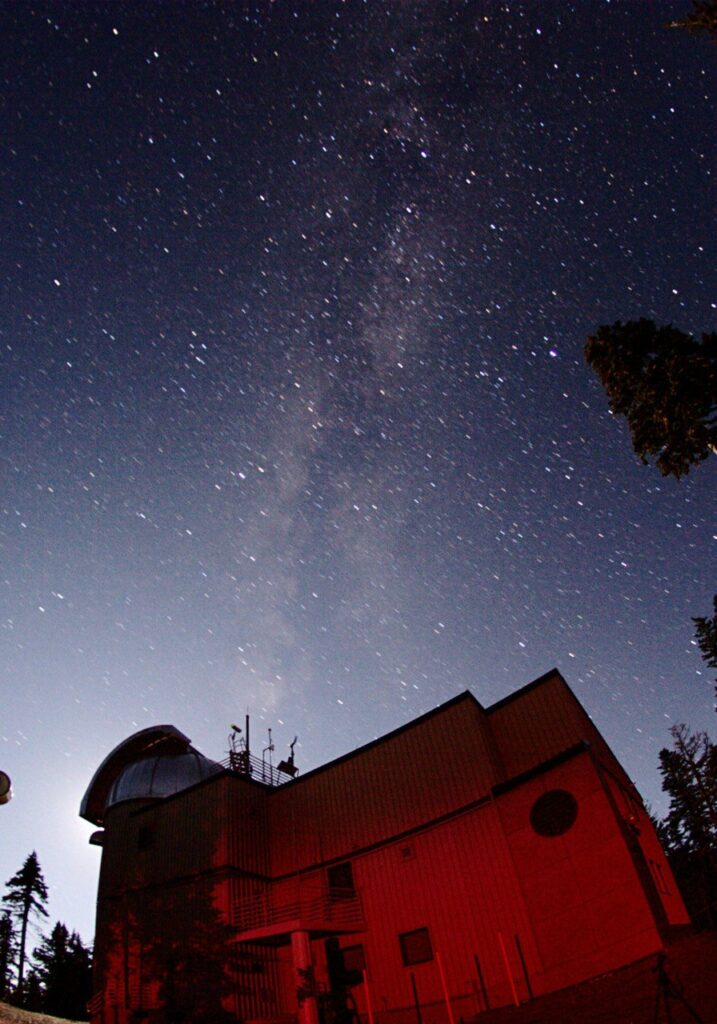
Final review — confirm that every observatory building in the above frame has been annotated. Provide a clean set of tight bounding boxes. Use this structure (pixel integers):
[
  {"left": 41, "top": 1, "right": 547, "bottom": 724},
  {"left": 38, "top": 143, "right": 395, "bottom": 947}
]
[{"left": 81, "top": 669, "right": 688, "bottom": 1024}]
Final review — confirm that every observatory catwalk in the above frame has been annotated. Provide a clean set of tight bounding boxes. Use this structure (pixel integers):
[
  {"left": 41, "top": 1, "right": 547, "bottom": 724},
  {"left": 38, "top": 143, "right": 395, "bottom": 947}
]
[{"left": 80, "top": 669, "right": 688, "bottom": 1024}]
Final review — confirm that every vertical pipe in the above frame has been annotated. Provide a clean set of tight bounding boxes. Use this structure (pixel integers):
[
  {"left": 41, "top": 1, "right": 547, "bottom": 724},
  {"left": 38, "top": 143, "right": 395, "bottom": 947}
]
[
  {"left": 473, "top": 953, "right": 489, "bottom": 1012},
  {"left": 514, "top": 933, "right": 533, "bottom": 1000},
  {"left": 471, "top": 980, "right": 481, "bottom": 1015},
  {"left": 435, "top": 952, "right": 455, "bottom": 1024},
  {"left": 291, "top": 930, "right": 319, "bottom": 1024},
  {"left": 497, "top": 932, "right": 519, "bottom": 1007},
  {"left": 410, "top": 972, "right": 423, "bottom": 1024},
  {"left": 362, "top": 968, "right": 374, "bottom": 1024}
]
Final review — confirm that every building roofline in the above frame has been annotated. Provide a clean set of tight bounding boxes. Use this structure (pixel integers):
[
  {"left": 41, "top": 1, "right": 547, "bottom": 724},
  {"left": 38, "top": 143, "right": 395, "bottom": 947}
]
[
  {"left": 485, "top": 667, "right": 636, "bottom": 792},
  {"left": 272, "top": 668, "right": 568, "bottom": 790},
  {"left": 82, "top": 669, "right": 590, "bottom": 819},
  {"left": 271, "top": 690, "right": 483, "bottom": 789},
  {"left": 485, "top": 667, "right": 567, "bottom": 714},
  {"left": 80, "top": 725, "right": 193, "bottom": 825},
  {"left": 491, "top": 740, "right": 590, "bottom": 796}
]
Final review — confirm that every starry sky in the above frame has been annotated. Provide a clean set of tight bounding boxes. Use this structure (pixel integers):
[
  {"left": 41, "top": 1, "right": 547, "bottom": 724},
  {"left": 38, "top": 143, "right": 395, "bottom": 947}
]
[{"left": 1, "top": 1, "right": 715, "bottom": 944}]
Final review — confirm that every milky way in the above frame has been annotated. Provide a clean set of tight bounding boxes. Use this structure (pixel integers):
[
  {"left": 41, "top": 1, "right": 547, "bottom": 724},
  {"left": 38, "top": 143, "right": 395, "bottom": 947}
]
[{"left": 1, "top": 1, "right": 715, "bottom": 941}]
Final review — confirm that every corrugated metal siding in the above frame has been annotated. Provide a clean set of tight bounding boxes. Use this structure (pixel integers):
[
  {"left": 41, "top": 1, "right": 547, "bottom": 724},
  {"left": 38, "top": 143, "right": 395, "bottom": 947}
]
[
  {"left": 101, "top": 775, "right": 270, "bottom": 892},
  {"left": 496, "top": 752, "right": 663, "bottom": 991},
  {"left": 226, "top": 775, "right": 271, "bottom": 876},
  {"left": 268, "top": 699, "right": 498, "bottom": 874},
  {"left": 598, "top": 767, "right": 690, "bottom": 928},
  {"left": 91, "top": 679, "right": 689, "bottom": 1021},
  {"left": 96, "top": 779, "right": 276, "bottom": 1023},
  {"left": 101, "top": 784, "right": 226, "bottom": 892},
  {"left": 96, "top": 873, "right": 280, "bottom": 1023},
  {"left": 225, "top": 872, "right": 282, "bottom": 1024},
  {"left": 326, "top": 799, "right": 539, "bottom": 1011},
  {"left": 488, "top": 672, "right": 625, "bottom": 782}
]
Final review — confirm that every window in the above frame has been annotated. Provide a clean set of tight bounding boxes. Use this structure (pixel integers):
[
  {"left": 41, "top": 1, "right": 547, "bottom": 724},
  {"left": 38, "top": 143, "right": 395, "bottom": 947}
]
[
  {"left": 137, "top": 825, "right": 153, "bottom": 851},
  {"left": 327, "top": 861, "right": 355, "bottom": 896},
  {"left": 529, "top": 789, "right": 578, "bottom": 838},
  {"left": 399, "top": 927, "right": 433, "bottom": 966},
  {"left": 326, "top": 939, "right": 365, "bottom": 988},
  {"left": 649, "top": 858, "right": 670, "bottom": 896},
  {"left": 614, "top": 779, "right": 642, "bottom": 828},
  {"left": 341, "top": 945, "right": 366, "bottom": 976}
]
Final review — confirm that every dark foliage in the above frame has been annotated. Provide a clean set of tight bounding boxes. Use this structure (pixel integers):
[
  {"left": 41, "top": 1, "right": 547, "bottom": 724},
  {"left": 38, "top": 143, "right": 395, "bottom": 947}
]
[
  {"left": 2, "top": 851, "right": 49, "bottom": 1003},
  {"left": 667, "top": 0, "right": 717, "bottom": 40},
  {"left": 34, "top": 921, "right": 92, "bottom": 1021},
  {"left": 694, "top": 595, "right": 717, "bottom": 709},
  {"left": 659, "top": 725, "right": 717, "bottom": 928},
  {"left": 694, "top": 596, "right": 717, "bottom": 678},
  {"left": 22, "top": 969, "right": 45, "bottom": 1013},
  {"left": 585, "top": 319, "right": 717, "bottom": 478},
  {"left": 139, "top": 885, "right": 238, "bottom": 1024},
  {"left": 0, "top": 910, "right": 17, "bottom": 999}
]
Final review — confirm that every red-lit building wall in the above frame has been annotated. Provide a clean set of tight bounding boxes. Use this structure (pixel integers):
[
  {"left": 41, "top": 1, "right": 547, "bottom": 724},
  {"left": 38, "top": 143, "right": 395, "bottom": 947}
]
[
  {"left": 596, "top": 762, "right": 689, "bottom": 927},
  {"left": 267, "top": 697, "right": 499, "bottom": 874},
  {"left": 488, "top": 672, "right": 624, "bottom": 780},
  {"left": 84, "top": 671, "right": 689, "bottom": 1024},
  {"left": 274, "top": 751, "right": 686, "bottom": 1022}
]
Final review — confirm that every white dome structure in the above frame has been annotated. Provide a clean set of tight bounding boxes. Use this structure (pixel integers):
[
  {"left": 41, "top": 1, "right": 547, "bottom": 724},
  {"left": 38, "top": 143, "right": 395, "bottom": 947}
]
[
  {"left": 106, "top": 748, "right": 218, "bottom": 808},
  {"left": 80, "top": 725, "right": 219, "bottom": 825}
]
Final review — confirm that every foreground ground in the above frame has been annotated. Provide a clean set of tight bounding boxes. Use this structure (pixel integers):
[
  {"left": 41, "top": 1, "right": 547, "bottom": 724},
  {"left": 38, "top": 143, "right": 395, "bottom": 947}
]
[
  {"left": 470, "top": 930, "right": 717, "bottom": 1024},
  {"left": 0, "top": 1005, "right": 84, "bottom": 1024},
  {"left": 2, "top": 932, "right": 715, "bottom": 1024}
]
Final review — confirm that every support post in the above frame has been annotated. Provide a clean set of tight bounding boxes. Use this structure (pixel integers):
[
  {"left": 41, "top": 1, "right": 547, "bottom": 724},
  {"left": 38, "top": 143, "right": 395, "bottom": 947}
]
[
  {"left": 497, "top": 932, "right": 519, "bottom": 1007},
  {"left": 291, "top": 930, "right": 319, "bottom": 1024},
  {"left": 435, "top": 952, "right": 455, "bottom": 1024},
  {"left": 410, "top": 971, "right": 423, "bottom": 1024},
  {"left": 514, "top": 933, "right": 533, "bottom": 1000},
  {"left": 473, "top": 953, "right": 489, "bottom": 1012},
  {"left": 362, "top": 968, "right": 374, "bottom": 1024}
]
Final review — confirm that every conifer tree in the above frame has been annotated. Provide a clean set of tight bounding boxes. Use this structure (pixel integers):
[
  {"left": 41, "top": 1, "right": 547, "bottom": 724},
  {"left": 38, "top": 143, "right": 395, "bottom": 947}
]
[
  {"left": 0, "top": 910, "right": 17, "bottom": 999},
  {"left": 694, "top": 596, "right": 717, "bottom": 694},
  {"left": 660, "top": 725, "right": 717, "bottom": 845},
  {"left": 34, "top": 921, "right": 92, "bottom": 1020},
  {"left": 659, "top": 725, "right": 717, "bottom": 927},
  {"left": 22, "top": 968, "right": 44, "bottom": 1013},
  {"left": 2, "top": 851, "right": 49, "bottom": 1002},
  {"left": 586, "top": 320, "right": 716, "bottom": 699},
  {"left": 585, "top": 318, "right": 717, "bottom": 479},
  {"left": 666, "top": 0, "right": 717, "bottom": 41}
]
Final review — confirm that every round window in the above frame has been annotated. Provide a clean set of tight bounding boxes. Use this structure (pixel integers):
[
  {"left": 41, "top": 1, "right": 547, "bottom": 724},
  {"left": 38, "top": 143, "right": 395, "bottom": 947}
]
[{"left": 530, "top": 789, "right": 578, "bottom": 837}]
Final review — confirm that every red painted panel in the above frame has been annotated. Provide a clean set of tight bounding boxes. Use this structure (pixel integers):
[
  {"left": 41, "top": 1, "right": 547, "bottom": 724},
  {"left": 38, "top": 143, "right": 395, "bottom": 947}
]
[
  {"left": 489, "top": 672, "right": 628, "bottom": 785},
  {"left": 87, "top": 677, "right": 690, "bottom": 1023},
  {"left": 268, "top": 697, "right": 498, "bottom": 874},
  {"left": 495, "top": 751, "right": 664, "bottom": 989}
]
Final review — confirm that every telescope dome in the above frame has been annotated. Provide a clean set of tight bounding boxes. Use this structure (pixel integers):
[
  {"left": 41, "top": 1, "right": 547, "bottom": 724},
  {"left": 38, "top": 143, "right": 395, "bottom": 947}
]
[
  {"left": 106, "top": 748, "right": 218, "bottom": 809},
  {"left": 80, "top": 725, "right": 220, "bottom": 825}
]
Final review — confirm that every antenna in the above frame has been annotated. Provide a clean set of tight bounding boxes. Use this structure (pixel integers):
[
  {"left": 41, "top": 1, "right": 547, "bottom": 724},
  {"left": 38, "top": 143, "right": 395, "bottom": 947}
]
[
  {"left": 228, "top": 720, "right": 251, "bottom": 776},
  {"left": 262, "top": 728, "right": 274, "bottom": 783},
  {"left": 277, "top": 736, "right": 299, "bottom": 778}
]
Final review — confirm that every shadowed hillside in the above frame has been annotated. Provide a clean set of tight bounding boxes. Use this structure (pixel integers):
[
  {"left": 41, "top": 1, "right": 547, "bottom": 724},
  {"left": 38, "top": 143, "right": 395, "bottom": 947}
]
[{"left": 0, "top": 1005, "right": 84, "bottom": 1024}]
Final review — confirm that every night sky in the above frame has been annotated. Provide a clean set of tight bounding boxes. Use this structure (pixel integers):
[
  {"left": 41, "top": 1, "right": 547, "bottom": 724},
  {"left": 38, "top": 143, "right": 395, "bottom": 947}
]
[{"left": 1, "top": 1, "right": 715, "bottom": 944}]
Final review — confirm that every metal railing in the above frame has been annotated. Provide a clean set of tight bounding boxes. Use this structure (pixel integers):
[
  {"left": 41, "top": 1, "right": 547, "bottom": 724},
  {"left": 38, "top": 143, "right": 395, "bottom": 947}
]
[
  {"left": 211, "top": 750, "right": 297, "bottom": 787},
  {"left": 86, "top": 990, "right": 104, "bottom": 1016},
  {"left": 234, "top": 884, "right": 364, "bottom": 935}
]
